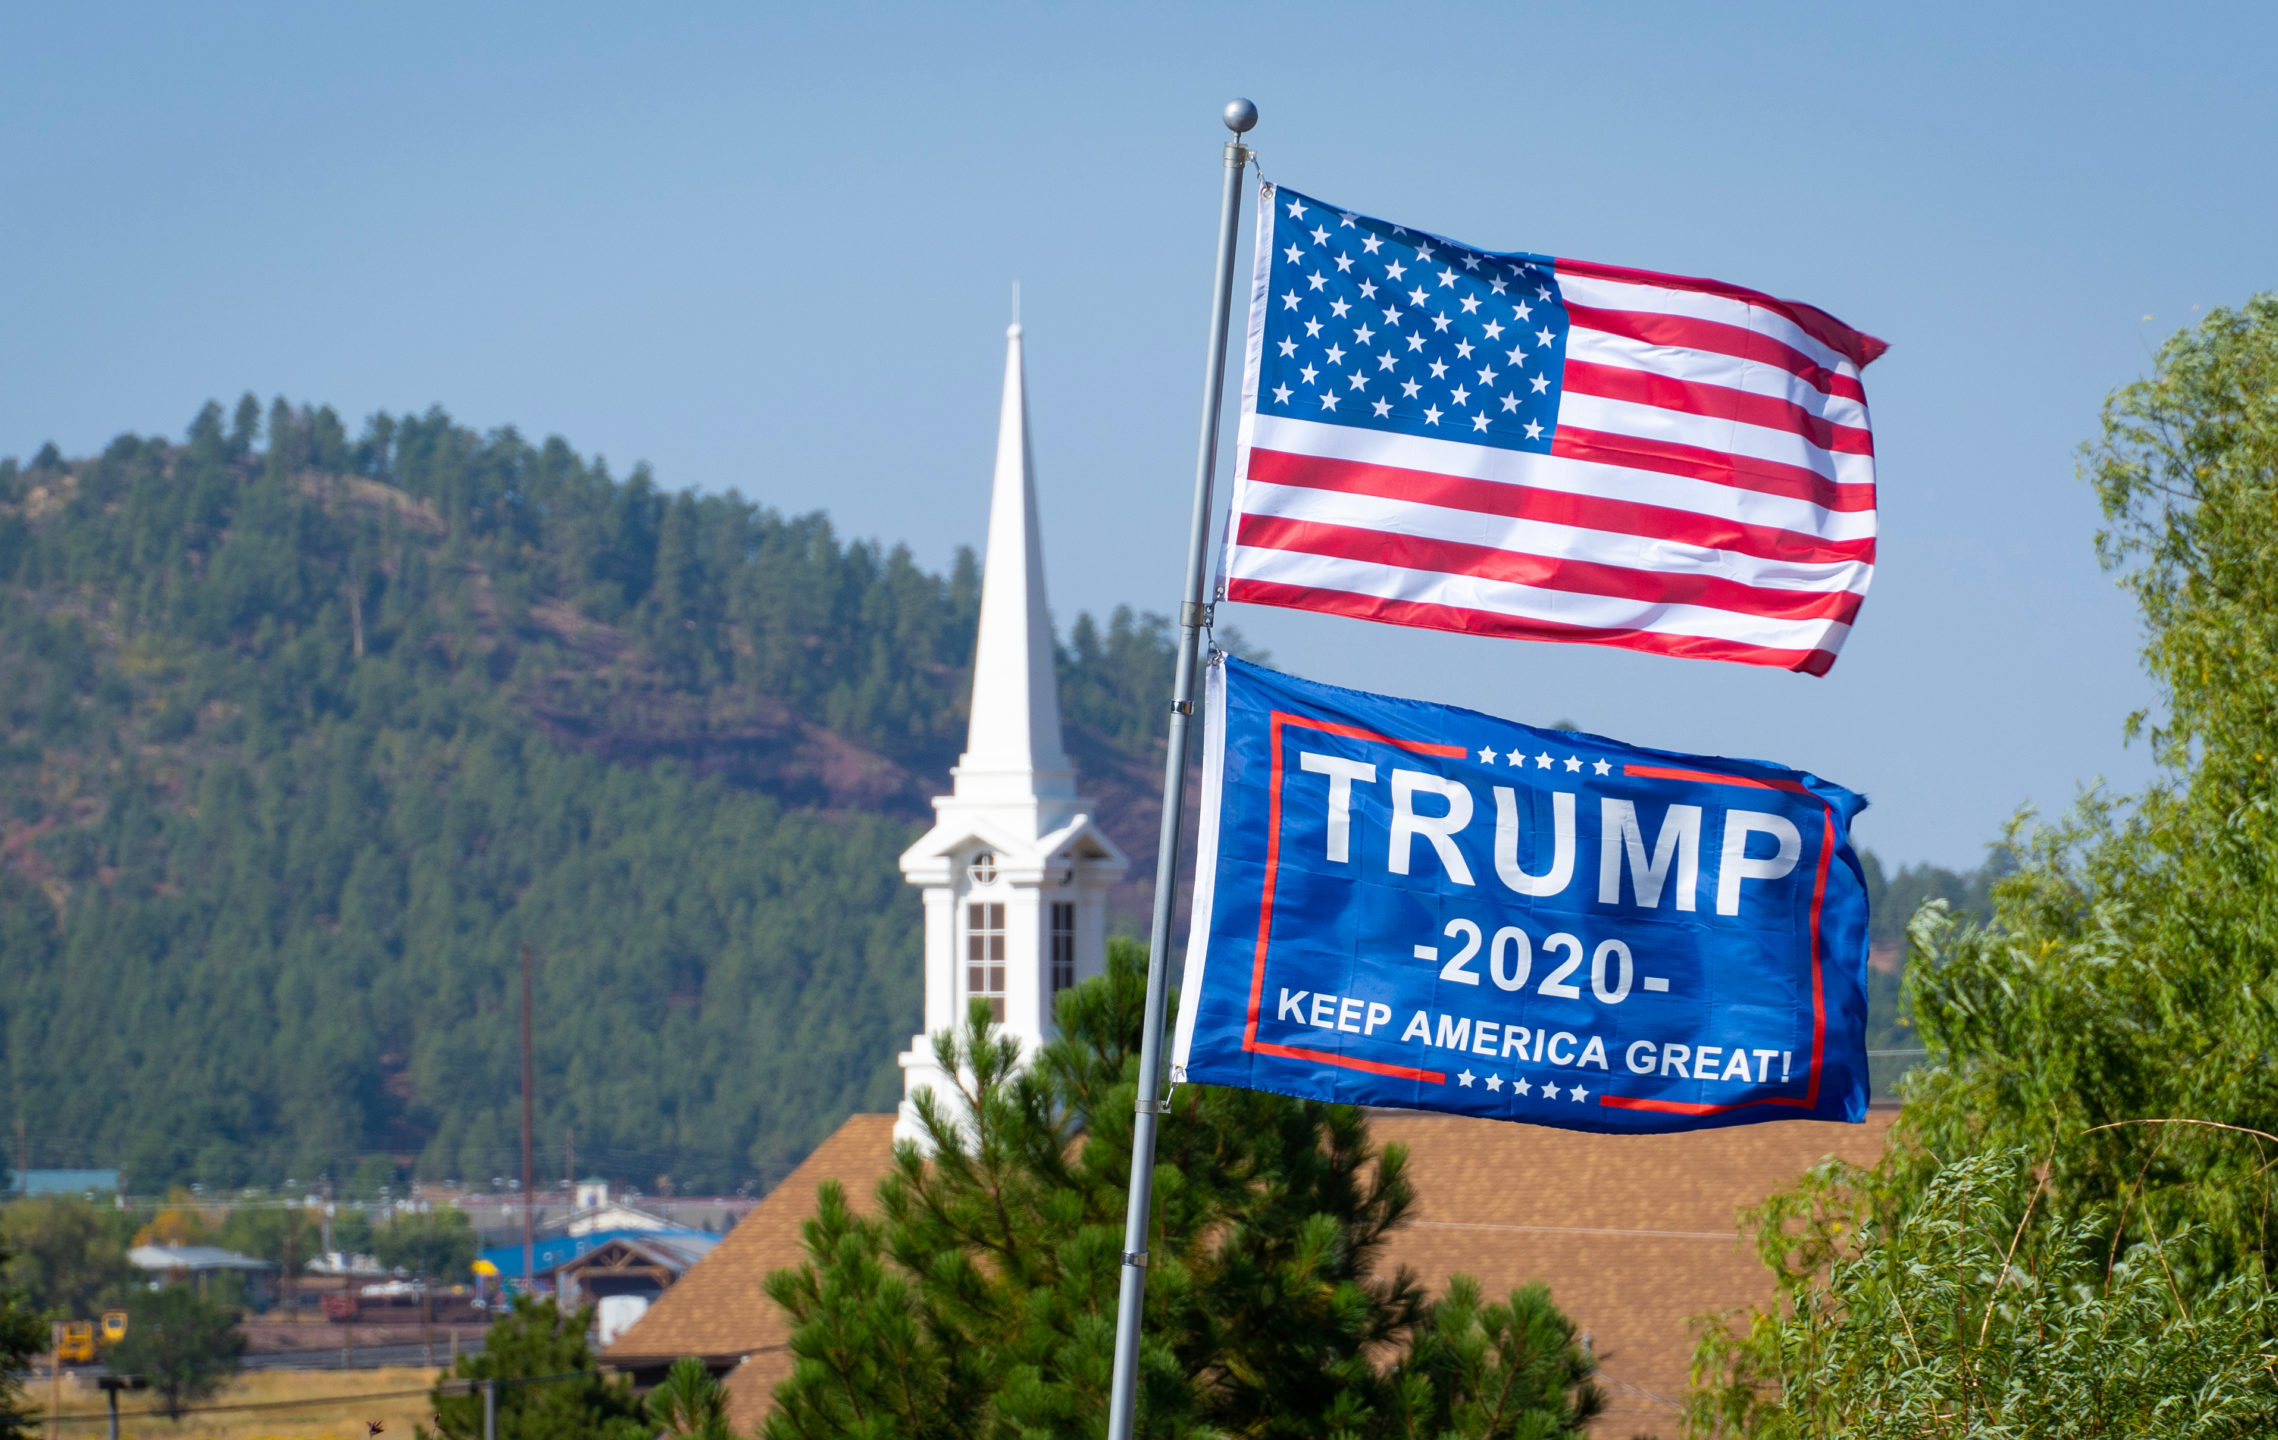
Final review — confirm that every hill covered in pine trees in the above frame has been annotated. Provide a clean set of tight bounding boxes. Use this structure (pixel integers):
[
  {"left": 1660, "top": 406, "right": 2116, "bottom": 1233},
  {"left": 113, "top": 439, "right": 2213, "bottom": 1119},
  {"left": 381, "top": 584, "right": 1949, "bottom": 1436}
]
[
  {"left": 0, "top": 396, "right": 1984, "bottom": 1195},
  {"left": 0, "top": 397, "right": 1200, "bottom": 1195}
]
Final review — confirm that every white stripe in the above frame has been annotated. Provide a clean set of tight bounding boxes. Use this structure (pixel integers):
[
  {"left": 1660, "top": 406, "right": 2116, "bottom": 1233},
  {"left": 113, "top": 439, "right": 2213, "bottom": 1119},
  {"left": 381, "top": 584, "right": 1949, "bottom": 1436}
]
[
  {"left": 1556, "top": 271, "right": 1862, "bottom": 381},
  {"left": 1225, "top": 545, "right": 1851, "bottom": 653},
  {"left": 1565, "top": 326, "right": 1872, "bottom": 432},
  {"left": 1245, "top": 414, "right": 1876, "bottom": 542},
  {"left": 1221, "top": 179, "right": 1281, "bottom": 600},
  {"left": 1557, "top": 391, "right": 1877, "bottom": 491},
  {"left": 1238, "top": 481, "right": 1873, "bottom": 597}
]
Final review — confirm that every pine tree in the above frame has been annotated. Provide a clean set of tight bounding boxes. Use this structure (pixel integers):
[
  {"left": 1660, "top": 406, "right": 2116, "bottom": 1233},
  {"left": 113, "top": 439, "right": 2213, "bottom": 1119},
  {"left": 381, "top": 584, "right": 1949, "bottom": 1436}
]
[
  {"left": 423, "top": 1296, "right": 649, "bottom": 1440},
  {"left": 109, "top": 1284, "right": 246, "bottom": 1420},
  {"left": 762, "top": 940, "right": 1603, "bottom": 1440}
]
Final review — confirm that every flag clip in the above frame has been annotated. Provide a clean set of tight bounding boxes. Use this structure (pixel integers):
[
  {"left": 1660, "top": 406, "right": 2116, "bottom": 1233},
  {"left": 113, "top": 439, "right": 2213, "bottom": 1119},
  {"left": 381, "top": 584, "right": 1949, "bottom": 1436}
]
[
  {"left": 1171, "top": 699, "right": 1193, "bottom": 716},
  {"left": 1121, "top": 1250, "right": 1149, "bottom": 1269},
  {"left": 1182, "top": 600, "right": 1214, "bottom": 629}
]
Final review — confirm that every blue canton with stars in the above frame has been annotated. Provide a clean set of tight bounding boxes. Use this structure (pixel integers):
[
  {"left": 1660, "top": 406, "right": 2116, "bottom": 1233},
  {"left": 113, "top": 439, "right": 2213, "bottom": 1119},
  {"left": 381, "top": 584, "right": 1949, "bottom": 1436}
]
[{"left": 1257, "top": 187, "right": 1569, "bottom": 452}]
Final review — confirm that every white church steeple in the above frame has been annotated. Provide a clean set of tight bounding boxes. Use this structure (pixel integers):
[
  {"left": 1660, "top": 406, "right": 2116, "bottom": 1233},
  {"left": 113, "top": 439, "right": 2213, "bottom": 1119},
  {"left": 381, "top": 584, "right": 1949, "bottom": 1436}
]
[
  {"left": 895, "top": 322, "right": 1129, "bottom": 1145},
  {"left": 953, "top": 323, "right": 1077, "bottom": 818}
]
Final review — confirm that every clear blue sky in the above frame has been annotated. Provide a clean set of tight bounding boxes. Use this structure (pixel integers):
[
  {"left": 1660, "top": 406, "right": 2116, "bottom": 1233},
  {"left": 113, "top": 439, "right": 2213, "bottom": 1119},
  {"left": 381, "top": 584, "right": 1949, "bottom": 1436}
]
[{"left": 4, "top": 2, "right": 2271, "bottom": 868}]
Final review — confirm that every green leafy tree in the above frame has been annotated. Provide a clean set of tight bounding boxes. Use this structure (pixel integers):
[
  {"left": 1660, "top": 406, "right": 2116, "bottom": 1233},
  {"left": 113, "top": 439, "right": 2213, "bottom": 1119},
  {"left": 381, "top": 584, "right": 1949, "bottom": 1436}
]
[
  {"left": 648, "top": 1356, "right": 734, "bottom": 1440},
  {"left": 217, "top": 1204, "right": 318, "bottom": 1310},
  {"left": 422, "top": 1295, "right": 648, "bottom": 1440},
  {"left": 373, "top": 1206, "right": 477, "bottom": 1287},
  {"left": 374, "top": 1205, "right": 477, "bottom": 1336},
  {"left": 108, "top": 1284, "right": 246, "bottom": 1419},
  {"left": 1686, "top": 298, "right": 2278, "bottom": 1434},
  {"left": 1691, "top": 1152, "right": 2275, "bottom": 1438},
  {"left": 0, "top": 1243, "right": 46, "bottom": 1440},
  {"left": 331, "top": 1209, "right": 375, "bottom": 1259},
  {"left": 763, "top": 942, "right": 1602, "bottom": 1440},
  {"left": 0, "top": 1197, "right": 134, "bottom": 1316}
]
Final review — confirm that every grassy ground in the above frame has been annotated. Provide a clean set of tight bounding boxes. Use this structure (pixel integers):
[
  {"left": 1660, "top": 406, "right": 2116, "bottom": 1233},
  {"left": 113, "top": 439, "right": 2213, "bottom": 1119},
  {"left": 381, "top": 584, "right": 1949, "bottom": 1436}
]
[{"left": 33, "top": 1366, "right": 446, "bottom": 1440}]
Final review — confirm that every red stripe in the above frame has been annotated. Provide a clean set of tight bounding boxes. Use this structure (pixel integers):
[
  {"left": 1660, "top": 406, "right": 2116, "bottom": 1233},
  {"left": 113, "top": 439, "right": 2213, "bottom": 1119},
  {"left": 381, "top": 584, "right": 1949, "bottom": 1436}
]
[
  {"left": 1598, "top": 1093, "right": 1813, "bottom": 1115},
  {"left": 1235, "top": 514, "right": 1865, "bottom": 626},
  {"left": 1242, "top": 712, "right": 1292, "bottom": 1050},
  {"left": 1564, "top": 361, "right": 1875, "bottom": 457},
  {"left": 1555, "top": 256, "right": 1888, "bottom": 370},
  {"left": 1223, "top": 576, "right": 1839, "bottom": 676},
  {"left": 1249, "top": 1040, "right": 1447, "bottom": 1083},
  {"left": 1246, "top": 447, "right": 1875, "bottom": 568},
  {"left": 1565, "top": 302, "right": 1867, "bottom": 403},
  {"left": 1551, "top": 428, "right": 1873, "bottom": 514},
  {"left": 1622, "top": 765, "right": 1812, "bottom": 795},
  {"left": 1243, "top": 710, "right": 1456, "bottom": 1086},
  {"left": 1596, "top": 801, "right": 1839, "bottom": 1118}
]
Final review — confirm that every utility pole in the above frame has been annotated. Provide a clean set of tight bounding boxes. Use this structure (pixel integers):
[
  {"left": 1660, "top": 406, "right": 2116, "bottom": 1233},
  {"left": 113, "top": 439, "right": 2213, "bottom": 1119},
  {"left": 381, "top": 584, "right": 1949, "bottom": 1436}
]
[
  {"left": 342, "top": 1234, "right": 356, "bottom": 1368},
  {"left": 520, "top": 943, "right": 536, "bottom": 1300}
]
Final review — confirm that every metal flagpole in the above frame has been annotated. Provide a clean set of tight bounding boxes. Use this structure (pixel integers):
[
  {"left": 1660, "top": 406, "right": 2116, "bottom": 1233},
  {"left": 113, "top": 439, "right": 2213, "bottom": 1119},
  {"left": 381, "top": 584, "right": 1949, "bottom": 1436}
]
[{"left": 1104, "top": 95, "right": 1256, "bottom": 1440}]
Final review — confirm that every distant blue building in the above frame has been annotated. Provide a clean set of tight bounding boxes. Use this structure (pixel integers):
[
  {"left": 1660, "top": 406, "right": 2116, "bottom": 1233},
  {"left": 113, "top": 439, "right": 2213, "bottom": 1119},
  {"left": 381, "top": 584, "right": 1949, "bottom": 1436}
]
[
  {"left": 11, "top": 1169, "right": 120, "bottom": 1196},
  {"left": 478, "top": 1226, "right": 719, "bottom": 1293}
]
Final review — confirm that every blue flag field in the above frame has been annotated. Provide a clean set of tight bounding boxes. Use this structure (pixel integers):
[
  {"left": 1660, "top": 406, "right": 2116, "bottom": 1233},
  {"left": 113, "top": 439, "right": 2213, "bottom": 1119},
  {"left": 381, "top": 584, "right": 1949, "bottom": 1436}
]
[{"left": 1170, "top": 658, "right": 1871, "bottom": 1133}]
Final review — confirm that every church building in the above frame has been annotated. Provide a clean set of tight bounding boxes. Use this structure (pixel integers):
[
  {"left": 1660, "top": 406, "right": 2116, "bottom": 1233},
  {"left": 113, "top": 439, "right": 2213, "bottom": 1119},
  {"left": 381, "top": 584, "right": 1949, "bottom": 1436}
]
[
  {"left": 892, "top": 321, "right": 1126, "bottom": 1143},
  {"left": 601, "top": 325, "right": 1891, "bottom": 1439}
]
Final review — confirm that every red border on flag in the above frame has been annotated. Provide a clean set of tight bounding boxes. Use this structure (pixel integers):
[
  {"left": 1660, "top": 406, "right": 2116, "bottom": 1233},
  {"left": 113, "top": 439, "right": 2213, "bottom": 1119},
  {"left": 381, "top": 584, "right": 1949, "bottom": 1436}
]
[
  {"left": 1598, "top": 766, "right": 1836, "bottom": 1116},
  {"left": 1242, "top": 711, "right": 1467, "bottom": 1084},
  {"left": 1237, "top": 724, "right": 1839, "bottom": 1113}
]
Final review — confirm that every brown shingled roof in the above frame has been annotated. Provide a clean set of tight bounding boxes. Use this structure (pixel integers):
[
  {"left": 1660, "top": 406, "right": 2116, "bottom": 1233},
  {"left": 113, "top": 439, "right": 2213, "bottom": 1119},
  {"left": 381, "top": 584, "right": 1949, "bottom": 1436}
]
[
  {"left": 602, "top": 1112, "right": 900, "bottom": 1406},
  {"left": 628, "top": 1106, "right": 1892, "bottom": 1438},
  {"left": 1369, "top": 1107, "right": 1895, "bottom": 1436}
]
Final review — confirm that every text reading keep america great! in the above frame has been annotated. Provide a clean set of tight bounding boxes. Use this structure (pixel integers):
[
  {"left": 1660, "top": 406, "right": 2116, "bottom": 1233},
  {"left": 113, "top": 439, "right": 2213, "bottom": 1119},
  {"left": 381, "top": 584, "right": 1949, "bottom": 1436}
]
[{"left": 1170, "top": 658, "right": 1871, "bottom": 1133}]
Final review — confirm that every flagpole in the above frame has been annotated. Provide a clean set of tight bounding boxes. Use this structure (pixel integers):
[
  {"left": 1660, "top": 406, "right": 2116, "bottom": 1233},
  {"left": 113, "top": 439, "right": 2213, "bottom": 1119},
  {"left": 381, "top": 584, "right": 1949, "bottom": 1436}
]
[{"left": 1104, "top": 96, "right": 1255, "bottom": 1440}]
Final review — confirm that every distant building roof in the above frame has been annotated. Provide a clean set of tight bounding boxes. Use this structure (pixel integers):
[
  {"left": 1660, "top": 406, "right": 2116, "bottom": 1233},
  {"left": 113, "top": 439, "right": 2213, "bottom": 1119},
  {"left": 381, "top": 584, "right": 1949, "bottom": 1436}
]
[
  {"left": 557, "top": 1199, "right": 675, "bottom": 1238},
  {"left": 602, "top": 1114, "right": 900, "bottom": 1388},
  {"left": 555, "top": 1233, "right": 723, "bottom": 1307},
  {"left": 605, "top": 1108, "right": 1897, "bottom": 1439},
  {"left": 12, "top": 1169, "right": 120, "bottom": 1196},
  {"left": 128, "top": 1244, "right": 273, "bottom": 1273},
  {"left": 481, "top": 1225, "right": 719, "bottom": 1283}
]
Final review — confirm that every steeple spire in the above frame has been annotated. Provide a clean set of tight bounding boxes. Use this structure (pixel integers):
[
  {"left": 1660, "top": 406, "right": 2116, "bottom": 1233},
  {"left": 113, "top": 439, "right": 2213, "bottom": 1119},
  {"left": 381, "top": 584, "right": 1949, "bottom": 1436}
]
[
  {"left": 894, "top": 318, "right": 1129, "bottom": 1147},
  {"left": 955, "top": 322, "right": 1075, "bottom": 810}
]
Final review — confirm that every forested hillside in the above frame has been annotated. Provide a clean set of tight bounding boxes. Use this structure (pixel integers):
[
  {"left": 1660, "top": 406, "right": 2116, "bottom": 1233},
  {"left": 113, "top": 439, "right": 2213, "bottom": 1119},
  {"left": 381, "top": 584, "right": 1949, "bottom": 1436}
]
[
  {"left": 0, "top": 398, "right": 1193, "bottom": 1195},
  {"left": 0, "top": 397, "right": 1985, "bottom": 1195}
]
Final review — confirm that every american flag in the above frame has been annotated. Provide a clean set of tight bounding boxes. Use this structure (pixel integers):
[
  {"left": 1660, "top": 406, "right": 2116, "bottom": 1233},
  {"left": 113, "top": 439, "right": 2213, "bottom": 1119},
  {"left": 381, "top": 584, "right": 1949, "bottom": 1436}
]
[{"left": 1221, "top": 184, "right": 1885, "bottom": 675}]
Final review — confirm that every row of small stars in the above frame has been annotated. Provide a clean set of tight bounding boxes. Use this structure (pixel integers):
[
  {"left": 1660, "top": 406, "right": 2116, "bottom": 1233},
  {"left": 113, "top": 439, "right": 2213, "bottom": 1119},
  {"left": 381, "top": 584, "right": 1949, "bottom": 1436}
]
[
  {"left": 1281, "top": 196, "right": 1551, "bottom": 291},
  {"left": 1267, "top": 384, "right": 1548, "bottom": 435},
  {"left": 1274, "top": 327, "right": 1554, "bottom": 383},
  {"left": 1455, "top": 1069, "right": 1589, "bottom": 1101},
  {"left": 1279, "top": 278, "right": 1553, "bottom": 332},
  {"left": 1477, "top": 747, "right": 1615, "bottom": 776}
]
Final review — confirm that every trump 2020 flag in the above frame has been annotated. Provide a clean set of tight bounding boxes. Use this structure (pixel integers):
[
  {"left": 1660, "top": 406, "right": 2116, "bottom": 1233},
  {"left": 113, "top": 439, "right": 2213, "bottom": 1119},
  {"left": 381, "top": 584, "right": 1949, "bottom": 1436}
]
[
  {"left": 1223, "top": 185, "right": 1886, "bottom": 675},
  {"left": 1170, "top": 658, "right": 1870, "bottom": 1133}
]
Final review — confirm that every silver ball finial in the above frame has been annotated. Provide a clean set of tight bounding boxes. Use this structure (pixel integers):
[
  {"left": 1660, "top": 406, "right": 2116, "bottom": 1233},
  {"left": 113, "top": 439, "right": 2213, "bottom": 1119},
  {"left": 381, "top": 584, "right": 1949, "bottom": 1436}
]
[{"left": 1222, "top": 98, "right": 1258, "bottom": 134}]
